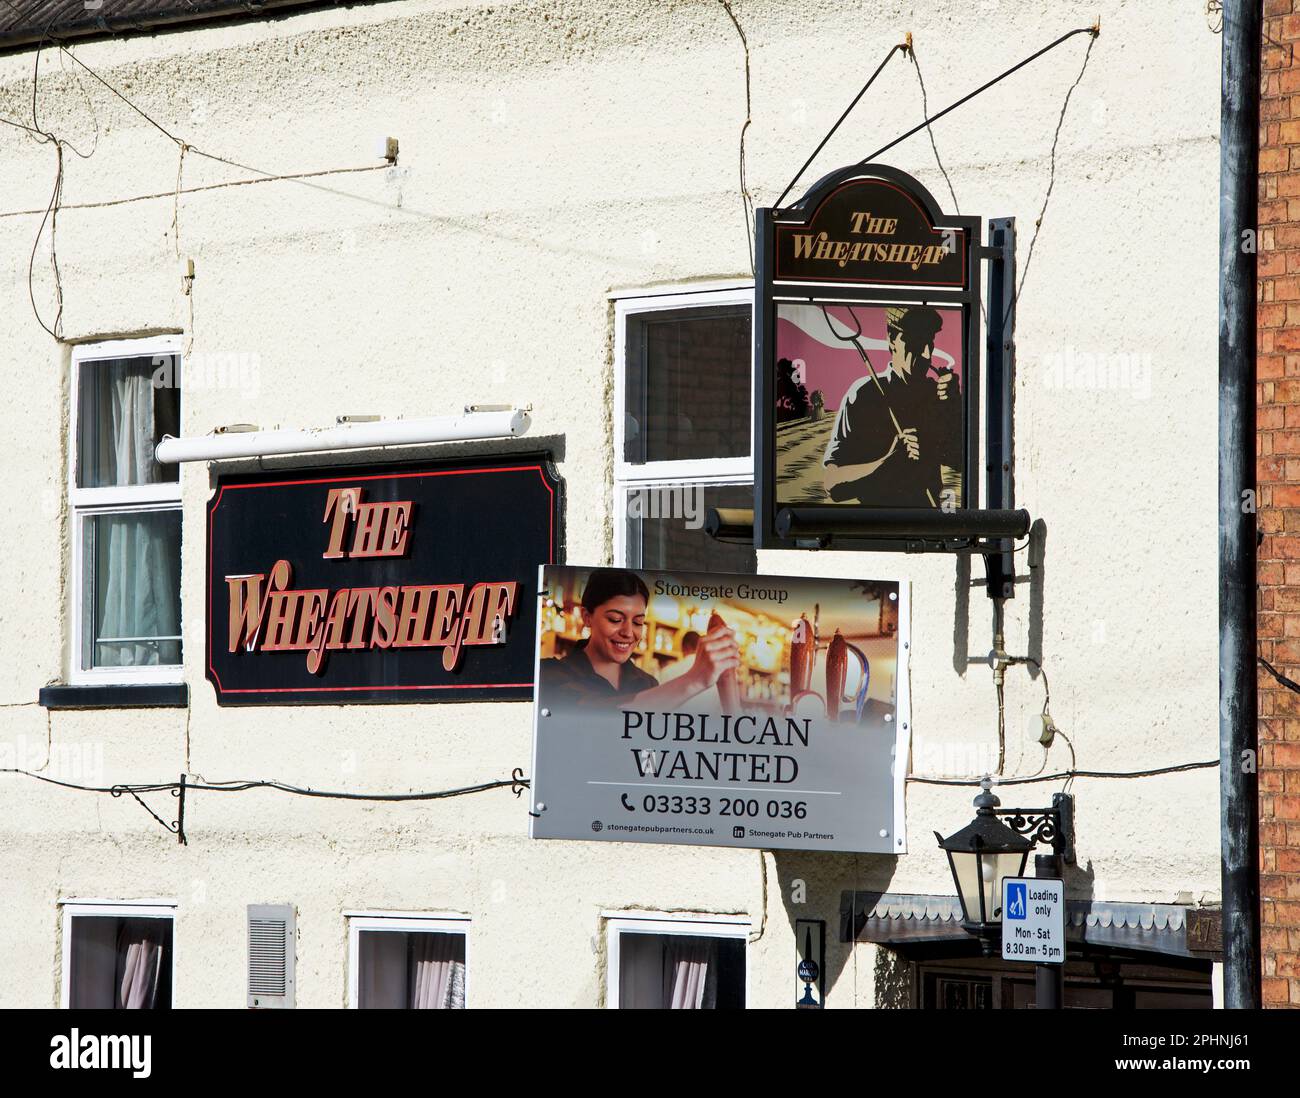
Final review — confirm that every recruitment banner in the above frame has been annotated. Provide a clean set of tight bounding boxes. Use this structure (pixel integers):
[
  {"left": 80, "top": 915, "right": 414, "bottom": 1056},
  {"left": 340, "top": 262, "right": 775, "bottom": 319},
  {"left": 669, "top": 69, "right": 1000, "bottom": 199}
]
[{"left": 528, "top": 565, "right": 909, "bottom": 853}]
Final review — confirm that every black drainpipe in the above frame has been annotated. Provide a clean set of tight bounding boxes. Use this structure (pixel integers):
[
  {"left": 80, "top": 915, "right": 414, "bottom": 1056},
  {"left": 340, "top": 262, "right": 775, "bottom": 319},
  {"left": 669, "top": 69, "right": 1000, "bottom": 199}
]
[{"left": 1219, "top": 0, "right": 1261, "bottom": 1010}]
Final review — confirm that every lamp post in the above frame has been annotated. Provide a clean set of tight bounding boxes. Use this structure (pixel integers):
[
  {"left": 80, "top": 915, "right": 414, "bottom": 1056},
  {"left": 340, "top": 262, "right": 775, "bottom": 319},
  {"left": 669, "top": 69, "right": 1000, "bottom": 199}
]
[{"left": 935, "top": 777, "right": 1074, "bottom": 1007}]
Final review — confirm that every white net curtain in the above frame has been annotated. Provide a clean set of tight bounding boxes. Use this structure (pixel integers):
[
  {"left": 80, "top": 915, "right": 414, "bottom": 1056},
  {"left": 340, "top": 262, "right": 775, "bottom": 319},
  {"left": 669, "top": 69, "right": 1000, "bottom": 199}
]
[{"left": 78, "top": 356, "right": 181, "bottom": 669}]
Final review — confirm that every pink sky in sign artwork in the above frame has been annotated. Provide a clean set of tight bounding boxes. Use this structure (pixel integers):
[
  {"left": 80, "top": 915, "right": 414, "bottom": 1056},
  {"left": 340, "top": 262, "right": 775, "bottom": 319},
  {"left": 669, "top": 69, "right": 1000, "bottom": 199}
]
[{"left": 775, "top": 303, "right": 964, "bottom": 411}]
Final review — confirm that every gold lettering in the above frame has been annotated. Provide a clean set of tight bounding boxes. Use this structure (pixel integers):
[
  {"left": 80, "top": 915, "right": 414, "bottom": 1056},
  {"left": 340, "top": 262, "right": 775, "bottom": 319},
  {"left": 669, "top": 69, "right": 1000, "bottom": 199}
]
[
  {"left": 262, "top": 592, "right": 301, "bottom": 651},
  {"left": 348, "top": 501, "right": 412, "bottom": 558},
  {"left": 395, "top": 585, "right": 437, "bottom": 647},
  {"left": 226, "top": 572, "right": 265, "bottom": 653},
  {"left": 431, "top": 585, "right": 465, "bottom": 643},
  {"left": 291, "top": 590, "right": 328, "bottom": 650},
  {"left": 345, "top": 588, "right": 380, "bottom": 648},
  {"left": 307, "top": 588, "right": 352, "bottom": 674},
  {"left": 322, "top": 488, "right": 360, "bottom": 559},
  {"left": 373, "top": 587, "right": 400, "bottom": 649}
]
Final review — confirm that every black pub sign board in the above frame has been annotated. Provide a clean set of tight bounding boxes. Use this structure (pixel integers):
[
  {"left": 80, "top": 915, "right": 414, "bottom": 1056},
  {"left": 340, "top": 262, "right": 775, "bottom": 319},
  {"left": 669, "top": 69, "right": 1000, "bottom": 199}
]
[
  {"left": 206, "top": 454, "right": 563, "bottom": 705},
  {"left": 754, "top": 164, "right": 982, "bottom": 549}
]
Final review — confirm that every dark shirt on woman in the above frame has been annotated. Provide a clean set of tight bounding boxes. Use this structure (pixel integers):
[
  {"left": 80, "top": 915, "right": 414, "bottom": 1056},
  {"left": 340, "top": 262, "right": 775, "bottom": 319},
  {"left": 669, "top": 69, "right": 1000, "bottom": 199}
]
[{"left": 542, "top": 640, "right": 659, "bottom": 711}]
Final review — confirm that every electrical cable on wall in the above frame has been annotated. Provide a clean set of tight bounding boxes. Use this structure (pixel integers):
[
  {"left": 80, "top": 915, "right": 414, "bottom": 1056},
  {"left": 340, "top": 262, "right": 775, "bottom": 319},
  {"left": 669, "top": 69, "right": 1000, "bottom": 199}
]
[
  {"left": 0, "top": 112, "right": 49, "bottom": 139},
  {"left": 908, "top": 760, "right": 1219, "bottom": 788},
  {"left": 0, "top": 1, "right": 396, "bottom": 339},
  {"left": 0, "top": 767, "right": 530, "bottom": 802},
  {"left": 1259, "top": 656, "right": 1300, "bottom": 693},
  {"left": 13, "top": 9, "right": 390, "bottom": 202},
  {"left": 908, "top": 45, "right": 961, "bottom": 217},
  {"left": 0, "top": 750, "right": 1222, "bottom": 835},
  {"left": 718, "top": 0, "right": 755, "bottom": 276},
  {"left": 56, "top": 41, "right": 100, "bottom": 159},
  {"left": 27, "top": 138, "right": 64, "bottom": 339},
  {"left": 0, "top": 163, "right": 393, "bottom": 220},
  {"left": 0, "top": 765, "right": 533, "bottom": 845},
  {"left": 1, "top": 17, "right": 635, "bottom": 316},
  {"left": 1012, "top": 30, "right": 1098, "bottom": 322}
]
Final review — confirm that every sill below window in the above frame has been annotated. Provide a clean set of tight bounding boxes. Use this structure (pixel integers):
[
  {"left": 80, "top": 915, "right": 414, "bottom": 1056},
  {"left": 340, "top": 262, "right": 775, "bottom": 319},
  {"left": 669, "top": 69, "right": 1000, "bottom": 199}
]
[{"left": 39, "top": 683, "right": 188, "bottom": 710}]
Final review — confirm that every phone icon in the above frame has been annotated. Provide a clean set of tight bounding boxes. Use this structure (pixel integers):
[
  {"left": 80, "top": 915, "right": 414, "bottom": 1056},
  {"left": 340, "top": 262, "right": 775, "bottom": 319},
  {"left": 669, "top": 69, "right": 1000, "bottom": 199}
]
[{"left": 620, "top": 794, "right": 636, "bottom": 812}]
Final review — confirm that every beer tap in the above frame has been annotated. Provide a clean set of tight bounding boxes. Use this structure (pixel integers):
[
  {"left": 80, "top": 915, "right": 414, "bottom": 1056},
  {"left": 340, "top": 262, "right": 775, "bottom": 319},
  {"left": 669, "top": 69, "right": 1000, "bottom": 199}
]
[{"left": 786, "top": 602, "right": 873, "bottom": 722}]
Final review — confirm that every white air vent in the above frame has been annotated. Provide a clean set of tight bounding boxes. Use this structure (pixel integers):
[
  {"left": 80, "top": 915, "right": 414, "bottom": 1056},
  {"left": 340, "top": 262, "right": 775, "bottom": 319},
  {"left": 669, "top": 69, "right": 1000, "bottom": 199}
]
[{"left": 247, "top": 904, "right": 295, "bottom": 1008}]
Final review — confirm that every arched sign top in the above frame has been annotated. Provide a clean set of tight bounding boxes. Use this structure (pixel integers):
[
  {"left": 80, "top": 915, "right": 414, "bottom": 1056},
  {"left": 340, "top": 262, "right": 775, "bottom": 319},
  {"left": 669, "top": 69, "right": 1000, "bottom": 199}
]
[{"left": 773, "top": 164, "right": 969, "bottom": 289}]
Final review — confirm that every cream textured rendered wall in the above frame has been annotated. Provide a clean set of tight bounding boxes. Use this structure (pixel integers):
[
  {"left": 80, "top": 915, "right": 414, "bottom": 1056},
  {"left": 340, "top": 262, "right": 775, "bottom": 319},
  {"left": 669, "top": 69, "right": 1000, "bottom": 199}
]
[{"left": 0, "top": 0, "right": 1220, "bottom": 1007}]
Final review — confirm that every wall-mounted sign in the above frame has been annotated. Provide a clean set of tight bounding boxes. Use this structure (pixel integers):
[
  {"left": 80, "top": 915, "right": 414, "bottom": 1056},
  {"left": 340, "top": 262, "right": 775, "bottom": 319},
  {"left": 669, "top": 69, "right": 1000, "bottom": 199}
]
[
  {"left": 755, "top": 164, "right": 983, "bottom": 549},
  {"left": 528, "top": 565, "right": 909, "bottom": 853},
  {"left": 206, "top": 455, "right": 563, "bottom": 705}
]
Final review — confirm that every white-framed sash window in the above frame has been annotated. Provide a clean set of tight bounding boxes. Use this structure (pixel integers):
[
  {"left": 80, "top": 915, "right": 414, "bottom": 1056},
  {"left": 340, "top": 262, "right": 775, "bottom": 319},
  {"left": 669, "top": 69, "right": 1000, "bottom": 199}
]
[
  {"left": 346, "top": 912, "right": 470, "bottom": 1009},
  {"left": 605, "top": 912, "right": 749, "bottom": 1009},
  {"left": 68, "top": 337, "right": 182, "bottom": 684},
  {"left": 60, "top": 900, "right": 177, "bottom": 1009},
  {"left": 613, "top": 286, "right": 756, "bottom": 573}
]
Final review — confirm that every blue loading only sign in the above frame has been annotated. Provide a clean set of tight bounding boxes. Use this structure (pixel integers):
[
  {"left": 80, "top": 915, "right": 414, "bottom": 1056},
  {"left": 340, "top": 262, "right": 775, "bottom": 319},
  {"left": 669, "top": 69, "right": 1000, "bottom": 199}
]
[{"left": 1001, "top": 877, "right": 1065, "bottom": 965}]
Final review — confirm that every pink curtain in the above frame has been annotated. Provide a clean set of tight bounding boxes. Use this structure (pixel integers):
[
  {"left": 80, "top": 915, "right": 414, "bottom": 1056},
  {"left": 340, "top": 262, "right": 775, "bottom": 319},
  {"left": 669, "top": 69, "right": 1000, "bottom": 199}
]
[
  {"left": 408, "top": 934, "right": 465, "bottom": 1009},
  {"left": 116, "top": 923, "right": 165, "bottom": 1009},
  {"left": 666, "top": 937, "right": 717, "bottom": 1009}
]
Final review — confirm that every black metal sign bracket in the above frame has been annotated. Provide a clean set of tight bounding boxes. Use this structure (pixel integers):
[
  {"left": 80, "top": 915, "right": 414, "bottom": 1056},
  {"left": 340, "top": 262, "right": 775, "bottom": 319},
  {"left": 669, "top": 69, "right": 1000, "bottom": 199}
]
[
  {"left": 111, "top": 774, "right": 187, "bottom": 845},
  {"left": 981, "top": 217, "right": 1017, "bottom": 598}
]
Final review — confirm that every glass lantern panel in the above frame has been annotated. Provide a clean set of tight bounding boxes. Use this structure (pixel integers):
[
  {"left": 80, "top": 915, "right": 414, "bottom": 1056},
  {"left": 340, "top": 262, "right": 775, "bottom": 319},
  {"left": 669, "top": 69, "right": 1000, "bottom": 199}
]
[
  {"left": 950, "top": 850, "right": 985, "bottom": 924},
  {"left": 982, "top": 850, "right": 1029, "bottom": 923}
]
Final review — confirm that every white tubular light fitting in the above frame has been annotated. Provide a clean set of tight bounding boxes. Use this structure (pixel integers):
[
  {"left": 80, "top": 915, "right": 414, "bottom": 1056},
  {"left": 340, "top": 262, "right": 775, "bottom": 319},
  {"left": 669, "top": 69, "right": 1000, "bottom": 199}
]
[{"left": 155, "top": 408, "right": 531, "bottom": 464}]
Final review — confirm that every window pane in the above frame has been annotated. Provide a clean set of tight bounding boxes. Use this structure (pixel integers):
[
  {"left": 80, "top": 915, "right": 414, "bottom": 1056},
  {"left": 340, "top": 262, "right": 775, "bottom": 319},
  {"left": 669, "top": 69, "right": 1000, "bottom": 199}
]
[
  {"left": 625, "top": 308, "right": 750, "bottom": 464},
  {"left": 68, "top": 916, "right": 172, "bottom": 1009},
  {"left": 617, "top": 931, "right": 744, "bottom": 1009},
  {"left": 625, "top": 482, "right": 755, "bottom": 574},
  {"left": 77, "top": 355, "right": 179, "bottom": 488},
  {"left": 84, "top": 510, "right": 182, "bottom": 669},
  {"left": 357, "top": 930, "right": 466, "bottom": 1009}
]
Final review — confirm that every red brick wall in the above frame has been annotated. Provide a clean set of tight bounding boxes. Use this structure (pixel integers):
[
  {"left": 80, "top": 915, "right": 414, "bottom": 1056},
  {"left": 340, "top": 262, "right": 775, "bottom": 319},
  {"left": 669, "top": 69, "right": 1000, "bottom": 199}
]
[{"left": 1259, "top": 0, "right": 1300, "bottom": 1010}]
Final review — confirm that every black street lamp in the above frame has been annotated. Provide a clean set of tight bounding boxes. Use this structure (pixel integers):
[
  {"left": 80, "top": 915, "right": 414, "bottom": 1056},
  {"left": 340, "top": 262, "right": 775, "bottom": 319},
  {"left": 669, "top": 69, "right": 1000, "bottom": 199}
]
[
  {"left": 935, "top": 777, "right": 1075, "bottom": 1006},
  {"left": 934, "top": 781, "right": 1033, "bottom": 951}
]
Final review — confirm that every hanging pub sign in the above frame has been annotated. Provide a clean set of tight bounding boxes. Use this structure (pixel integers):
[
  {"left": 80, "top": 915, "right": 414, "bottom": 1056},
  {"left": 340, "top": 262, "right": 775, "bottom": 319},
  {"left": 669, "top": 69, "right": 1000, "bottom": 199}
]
[
  {"left": 754, "top": 164, "right": 983, "bottom": 550},
  {"left": 528, "top": 565, "right": 910, "bottom": 854},
  {"left": 205, "top": 454, "right": 563, "bottom": 705}
]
